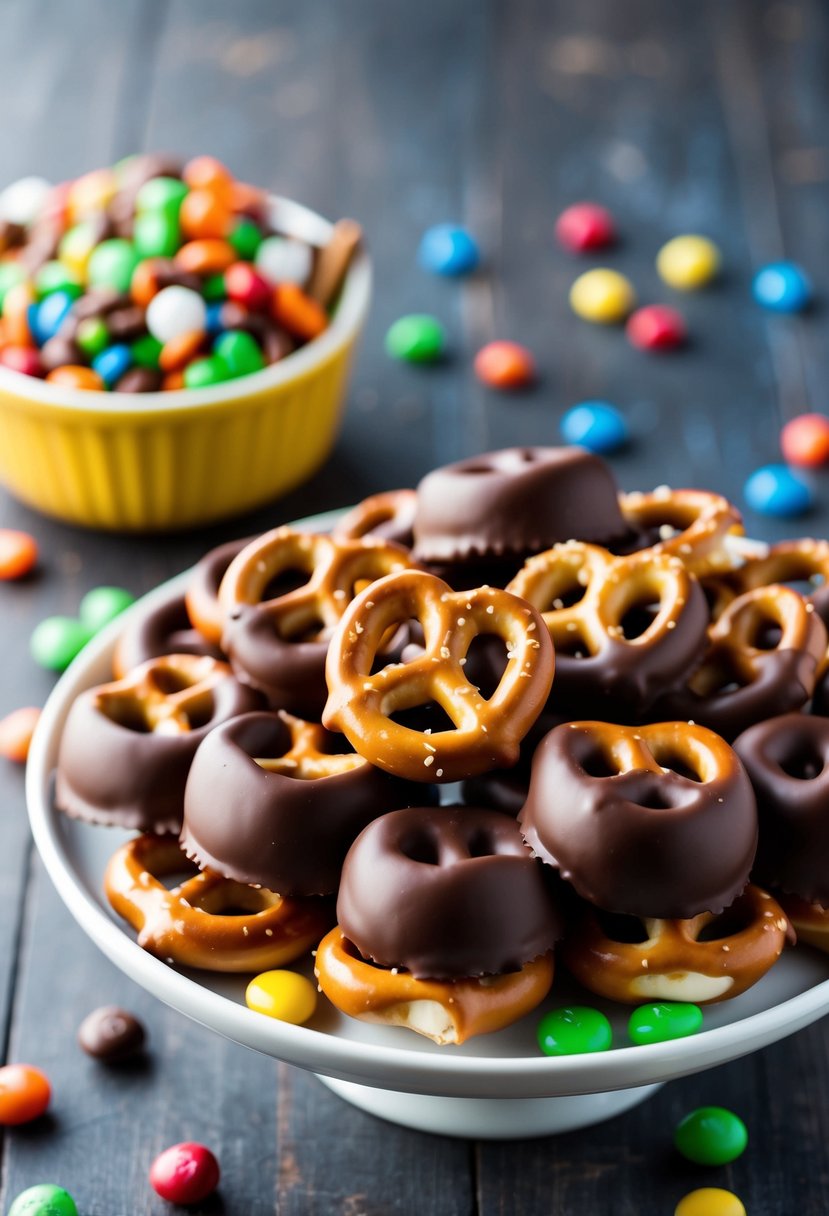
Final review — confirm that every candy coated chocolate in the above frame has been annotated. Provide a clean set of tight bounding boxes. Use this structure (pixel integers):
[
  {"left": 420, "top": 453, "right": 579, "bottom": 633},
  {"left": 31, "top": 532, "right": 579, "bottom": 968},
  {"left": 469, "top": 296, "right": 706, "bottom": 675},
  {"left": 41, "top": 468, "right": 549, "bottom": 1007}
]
[
  {"left": 734, "top": 713, "right": 829, "bottom": 905},
  {"left": 413, "top": 446, "right": 631, "bottom": 562},
  {"left": 78, "top": 1005, "right": 146, "bottom": 1062},
  {"left": 519, "top": 722, "right": 758, "bottom": 919},
  {"left": 337, "top": 805, "right": 563, "bottom": 979},
  {"left": 182, "top": 712, "right": 432, "bottom": 896},
  {"left": 113, "top": 590, "right": 224, "bottom": 675}
]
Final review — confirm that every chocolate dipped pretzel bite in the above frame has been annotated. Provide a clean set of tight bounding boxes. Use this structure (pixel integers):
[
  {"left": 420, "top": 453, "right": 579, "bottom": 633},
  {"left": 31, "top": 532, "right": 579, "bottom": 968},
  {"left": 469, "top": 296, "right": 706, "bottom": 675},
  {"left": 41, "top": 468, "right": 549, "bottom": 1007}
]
[
  {"left": 181, "top": 710, "right": 431, "bottom": 896},
  {"left": 219, "top": 528, "right": 413, "bottom": 717},
  {"left": 323, "top": 568, "right": 554, "bottom": 782},
  {"left": 112, "top": 589, "right": 224, "bottom": 678},
  {"left": 333, "top": 489, "right": 418, "bottom": 550},
  {"left": 185, "top": 535, "right": 255, "bottom": 645},
  {"left": 105, "top": 835, "right": 331, "bottom": 972},
  {"left": 55, "top": 654, "right": 262, "bottom": 834},
  {"left": 315, "top": 806, "right": 562, "bottom": 1044},
  {"left": 618, "top": 486, "right": 743, "bottom": 576},
  {"left": 507, "top": 542, "right": 708, "bottom": 716}
]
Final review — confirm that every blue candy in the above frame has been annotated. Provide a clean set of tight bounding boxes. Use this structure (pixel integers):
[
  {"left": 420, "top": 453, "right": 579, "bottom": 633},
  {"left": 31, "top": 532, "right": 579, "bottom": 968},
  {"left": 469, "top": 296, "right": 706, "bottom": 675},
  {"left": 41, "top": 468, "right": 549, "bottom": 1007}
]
[
  {"left": 205, "top": 302, "right": 224, "bottom": 336},
  {"left": 30, "top": 290, "right": 75, "bottom": 346},
  {"left": 418, "top": 224, "right": 480, "bottom": 276},
  {"left": 744, "top": 464, "right": 813, "bottom": 517},
  {"left": 560, "top": 401, "right": 629, "bottom": 454},
  {"left": 93, "top": 343, "right": 133, "bottom": 389},
  {"left": 752, "top": 262, "right": 812, "bottom": 313}
]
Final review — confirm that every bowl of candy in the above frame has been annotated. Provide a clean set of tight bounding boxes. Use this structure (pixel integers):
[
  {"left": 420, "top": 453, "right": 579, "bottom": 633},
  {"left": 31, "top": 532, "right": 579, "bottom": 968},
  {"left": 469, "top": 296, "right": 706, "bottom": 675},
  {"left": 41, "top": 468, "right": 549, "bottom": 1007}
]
[{"left": 0, "top": 155, "right": 370, "bottom": 531}]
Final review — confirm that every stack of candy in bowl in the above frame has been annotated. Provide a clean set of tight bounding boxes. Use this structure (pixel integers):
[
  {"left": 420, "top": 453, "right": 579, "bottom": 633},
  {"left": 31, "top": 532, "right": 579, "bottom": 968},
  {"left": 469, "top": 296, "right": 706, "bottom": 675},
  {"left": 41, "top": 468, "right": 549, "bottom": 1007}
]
[
  {"left": 0, "top": 155, "right": 361, "bottom": 392},
  {"left": 52, "top": 446, "right": 829, "bottom": 1046}
]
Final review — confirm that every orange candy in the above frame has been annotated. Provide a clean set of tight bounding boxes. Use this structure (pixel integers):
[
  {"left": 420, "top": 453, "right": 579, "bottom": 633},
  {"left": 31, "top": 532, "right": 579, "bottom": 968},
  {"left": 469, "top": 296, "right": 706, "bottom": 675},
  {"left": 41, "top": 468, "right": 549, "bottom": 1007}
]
[
  {"left": 131, "top": 258, "right": 164, "bottom": 307},
  {"left": 180, "top": 190, "right": 232, "bottom": 240},
  {"left": 0, "top": 707, "right": 41, "bottom": 763},
  {"left": 175, "top": 238, "right": 236, "bottom": 276},
  {"left": 272, "top": 284, "right": 328, "bottom": 341},
  {"left": 474, "top": 340, "right": 536, "bottom": 389},
  {"left": 0, "top": 528, "right": 38, "bottom": 580},
  {"left": 0, "top": 1064, "right": 51, "bottom": 1125},
  {"left": 3, "top": 282, "right": 35, "bottom": 347},
  {"left": 159, "top": 330, "right": 207, "bottom": 373},
  {"left": 162, "top": 370, "right": 186, "bottom": 392},
  {"left": 46, "top": 365, "right": 105, "bottom": 391},
  {"left": 780, "top": 413, "right": 829, "bottom": 468},
  {"left": 183, "top": 155, "right": 234, "bottom": 201}
]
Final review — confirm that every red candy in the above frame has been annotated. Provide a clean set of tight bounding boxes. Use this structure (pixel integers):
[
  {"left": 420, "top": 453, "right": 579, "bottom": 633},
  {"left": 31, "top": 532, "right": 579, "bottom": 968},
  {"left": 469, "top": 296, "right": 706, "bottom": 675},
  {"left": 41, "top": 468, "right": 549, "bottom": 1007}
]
[
  {"left": 0, "top": 1064, "right": 51, "bottom": 1125},
  {"left": 626, "top": 304, "right": 687, "bottom": 351},
  {"left": 473, "top": 340, "right": 536, "bottom": 389},
  {"left": 150, "top": 1141, "right": 220, "bottom": 1206},
  {"left": 0, "top": 346, "right": 43, "bottom": 377},
  {"left": 780, "top": 413, "right": 829, "bottom": 468},
  {"left": 555, "top": 203, "right": 616, "bottom": 253},
  {"left": 224, "top": 262, "right": 271, "bottom": 311}
]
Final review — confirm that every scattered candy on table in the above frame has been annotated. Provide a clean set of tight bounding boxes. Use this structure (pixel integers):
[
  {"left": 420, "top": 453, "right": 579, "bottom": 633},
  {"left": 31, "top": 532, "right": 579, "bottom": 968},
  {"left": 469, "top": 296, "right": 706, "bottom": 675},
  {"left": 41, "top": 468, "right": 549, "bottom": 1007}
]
[
  {"left": 780, "top": 413, "right": 829, "bottom": 468},
  {"left": 656, "top": 235, "right": 721, "bottom": 290},
  {"left": 560, "top": 401, "right": 629, "bottom": 454},
  {"left": 0, "top": 1063, "right": 51, "bottom": 1125},
  {"left": 246, "top": 970, "right": 318, "bottom": 1025},
  {"left": 78, "top": 1006, "right": 146, "bottom": 1062},
  {"left": 674, "top": 1188, "right": 746, "bottom": 1216},
  {"left": 569, "top": 267, "right": 635, "bottom": 323},
  {"left": 149, "top": 1141, "right": 221, "bottom": 1206},
  {"left": 627, "top": 1002, "right": 703, "bottom": 1046},
  {"left": 0, "top": 528, "right": 38, "bottom": 579},
  {"left": 30, "top": 616, "right": 93, "bottom": 672},
  {"left": 7, "top": 1184, "right": 78, "bottom": 1216},
  {"left": 79, "top": 586, "right": 135, "bottom": 632},
  {"left": 743, "top": 463, "right": 814, "bottom": 518},
  {"left": 752, "top": 260, "right": 812, "bottom": 312},
  {"left": 473, "top": 340, "right": 535, "bottom": 389},
  {"left": 0, "top": 706, "right": 41, "bottom": 763},
  {"left": 555, "top": 202, "right": 616, "bottom": 253},
  {"left": 536, "top": 1006, "right": 613, "bottom": 1056},
  {"left": 626, "top": 304, "right": 687, "bottom": 351},
  {"left": 418, "top": 224, "right": 480, "bottom": 276},
  {"left": 674, "top": 1105, "right": 748, "bottom": 1166},
  {"left": 385, "top": 314, "right": 446, "bottom": 363}
]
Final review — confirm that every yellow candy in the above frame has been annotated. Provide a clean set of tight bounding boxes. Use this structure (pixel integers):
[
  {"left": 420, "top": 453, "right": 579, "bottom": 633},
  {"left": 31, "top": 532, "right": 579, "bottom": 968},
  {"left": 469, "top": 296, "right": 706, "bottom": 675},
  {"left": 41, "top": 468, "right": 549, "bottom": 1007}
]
[
  {"left": 569, "top": 268, "right": 635, "bottom": 324},
  {"left": 657, "top": 235, "right": 721, "bottom": 291},
  {"left": 59, "top": 225, "right": 97, "bottom": 279},
  {"left": 246, "top": 970, "right": 317, "bottom": 1025},
  {"left": 67, "top": 169, "right": 117, "bottom": 223},
  {"left": 675, "top": 1187, "right": 747, "bottom": 1216}
]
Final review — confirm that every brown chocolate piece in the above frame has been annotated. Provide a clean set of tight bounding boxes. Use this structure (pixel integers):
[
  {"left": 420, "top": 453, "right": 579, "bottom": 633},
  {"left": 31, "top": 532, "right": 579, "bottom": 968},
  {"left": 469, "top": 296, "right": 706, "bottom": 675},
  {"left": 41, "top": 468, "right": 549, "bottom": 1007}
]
[
  {"left": 337, "top": 805, "right": 563, "bottom": 980},
  {"left": 115, "top": 367, "right": 163, "bottom": 394},
  {"left": 181, "top": 711, "right": 432, "bottom": 897},
  {"left": 519, "top": 721, "right": 758, "bottom": 919},
  {"left": 40, "top": 336, "right": 81, "bottom": 373},
  {"left": 106, "top": 305, "right": 146, "bottom": 341},
  {"left": 734, "top": 713, "right": 829, "bottom": 905},
  {"left": 78, "top": 1006, "right": 146, "bottom": 1062},
  {"left": 71, "top": 287, "right": 126, "bottom": 321},
  {"left": 413, "top": 446, "right": 631, "bottom": 563},
  {"left": 113, "top": 590, "right": 224, "bottom": 676}
]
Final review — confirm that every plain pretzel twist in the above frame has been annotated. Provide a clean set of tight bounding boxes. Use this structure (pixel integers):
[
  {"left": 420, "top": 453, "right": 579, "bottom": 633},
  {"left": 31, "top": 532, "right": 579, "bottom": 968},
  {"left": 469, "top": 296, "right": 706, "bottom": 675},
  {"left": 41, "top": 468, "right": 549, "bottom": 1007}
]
[{"left": 619, "top": 487, "right": 743, "bottom": 576}]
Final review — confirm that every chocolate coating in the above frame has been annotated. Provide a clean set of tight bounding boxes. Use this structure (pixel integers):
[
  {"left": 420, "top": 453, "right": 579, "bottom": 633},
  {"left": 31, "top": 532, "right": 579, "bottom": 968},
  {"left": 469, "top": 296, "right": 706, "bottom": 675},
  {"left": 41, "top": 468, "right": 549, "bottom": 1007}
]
[
  {"left": 222, "top": 605, "right": 332, "bottom": 717},
  {"left": 519, "top": 722, "right": 758, "bottom": 919},
  {"left": 337, "top": 805, "right": 563, "bottom": 979},
  {"left": 334, "top": 489, "right": 418, "bottom": 549},
  {"left": 734, "top": 713, "right": 829, "bottom": 905},
  {"left": 113, "top": 590, "right": 224, "bottom": 676},
  {"left": 413, "top": 446, "right": 631, "bottom": 562},
  {"left": 185, "top": 535, "right": 255, "bottom": 642},
  {"left": 78, "top": 1006, "right": 146, "bottom": 1062},
  {"left": 181, "top": 711, "right": 433, "bottom": 896},
  {"left": 54, "top": 662, "right": 262, "bottom": 834}
]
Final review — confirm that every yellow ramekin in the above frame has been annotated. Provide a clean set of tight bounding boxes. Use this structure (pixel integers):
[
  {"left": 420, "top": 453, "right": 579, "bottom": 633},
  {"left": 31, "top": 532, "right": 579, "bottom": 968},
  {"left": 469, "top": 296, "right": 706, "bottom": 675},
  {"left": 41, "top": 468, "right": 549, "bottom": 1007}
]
[{"left": 0, "top": 196, "right": 371, "bottom": 531}]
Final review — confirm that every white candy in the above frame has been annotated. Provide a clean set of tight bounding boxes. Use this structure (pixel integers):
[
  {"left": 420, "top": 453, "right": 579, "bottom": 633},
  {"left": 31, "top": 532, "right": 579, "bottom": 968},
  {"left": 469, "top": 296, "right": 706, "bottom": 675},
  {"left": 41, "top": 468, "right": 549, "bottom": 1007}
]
[
  {"left": 145, "top": 286, "right": 207, "bottom": 344},
  {"left": 255, "top": 236, "right": 313, "bottom": 286},
  {"left": 0, "top": 176, "right": 52, "bottom": 226}
]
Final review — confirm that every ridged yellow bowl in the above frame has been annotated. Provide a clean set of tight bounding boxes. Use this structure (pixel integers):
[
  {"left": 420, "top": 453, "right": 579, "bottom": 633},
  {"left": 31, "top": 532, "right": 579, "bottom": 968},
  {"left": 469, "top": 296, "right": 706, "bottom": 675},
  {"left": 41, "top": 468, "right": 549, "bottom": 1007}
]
[{"left": 0, "top": 197, "right": 371, "bottom": 531}]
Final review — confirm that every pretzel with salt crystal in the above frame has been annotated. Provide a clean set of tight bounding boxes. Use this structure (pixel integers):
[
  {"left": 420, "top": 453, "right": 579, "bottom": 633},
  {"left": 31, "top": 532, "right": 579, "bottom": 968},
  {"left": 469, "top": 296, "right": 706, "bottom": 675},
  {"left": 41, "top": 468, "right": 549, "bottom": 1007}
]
[{"left": 619, "top": 487, "right": 744, "bottom": 577}]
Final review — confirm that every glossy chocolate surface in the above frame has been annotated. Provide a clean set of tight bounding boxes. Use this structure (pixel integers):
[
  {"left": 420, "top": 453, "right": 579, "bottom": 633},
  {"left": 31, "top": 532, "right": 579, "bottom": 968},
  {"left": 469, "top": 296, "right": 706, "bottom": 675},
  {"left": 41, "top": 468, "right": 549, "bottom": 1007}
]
[
  {"left": 113, "top": 590, "right": 224, "bottom": 675},
  {"left": 337, "top": 805, "right": 563, "bottom": 979}
]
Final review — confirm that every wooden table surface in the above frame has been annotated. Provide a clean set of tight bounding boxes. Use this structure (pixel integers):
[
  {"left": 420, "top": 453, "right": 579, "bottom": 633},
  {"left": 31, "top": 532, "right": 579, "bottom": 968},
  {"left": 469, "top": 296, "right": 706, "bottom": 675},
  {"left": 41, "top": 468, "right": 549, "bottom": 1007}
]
[{"left": 1, "top": 0, "right": 828, "bottom": 1211}]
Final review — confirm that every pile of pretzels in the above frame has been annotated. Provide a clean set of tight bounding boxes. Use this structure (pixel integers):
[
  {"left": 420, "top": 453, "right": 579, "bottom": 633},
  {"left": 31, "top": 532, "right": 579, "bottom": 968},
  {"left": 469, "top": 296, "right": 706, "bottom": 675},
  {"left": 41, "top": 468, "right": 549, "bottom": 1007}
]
[{"left": 53, "top": 446, "right": 829, "bottom": 1046}]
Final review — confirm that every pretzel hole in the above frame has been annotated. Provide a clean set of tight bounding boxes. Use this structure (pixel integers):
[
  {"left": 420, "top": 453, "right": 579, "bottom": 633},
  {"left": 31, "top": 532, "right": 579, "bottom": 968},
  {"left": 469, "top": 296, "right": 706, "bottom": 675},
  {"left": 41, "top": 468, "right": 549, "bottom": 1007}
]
[
  {"left": 688, "top": 653, "right": 748, "bottom": 698},
  {"left": 176, "top": 695, "right": 215, "bottom": 730},
  {"left": 779, "top": 744, "right": 825, "bottom": 781},
  {"left": 466, "top": 828, "right": 496, "bottom": 858},
  {"left": 651, "top": 750, "right": 702, "bottom": 782},
  {"left": 595, "top": 910, "right": 650, "bottom": 943},
  {"left": 194, "top": 883, "right": 277, "bottom": 916},
  {"left": 552, "top": 623, "right": 592, "bottom": 659},
  {"left": 749, "top": 618, "right": 783, "bottom": 650},
  {"left": 389, "top": 703, "right": 457, "bottom": 733},
  {"left": 149, "top": 667, "right": 198, "bottom": 695},
  {"left": 618, "top": 600, "right": 660, "bottom": 640},
  {"left": 465, "top": 633, "right": 507, "bottom": 699},
  {"left": 695, "top": 902, "right": 756, "bottom": 942},
  {"left": 633, "top": 785, "right": 676, "bottom": 810},
  {"left": 400, "top": 830, "right": 440, "bottom": 865},
  {"left": 261, "top": 567, "right": 313, "bottom": 600},
  {"left": 99, "top": 696, "right": 154, "bottom": 733},
  {"left": 578, "top": 747, "right": 618, "bottom": 779}
]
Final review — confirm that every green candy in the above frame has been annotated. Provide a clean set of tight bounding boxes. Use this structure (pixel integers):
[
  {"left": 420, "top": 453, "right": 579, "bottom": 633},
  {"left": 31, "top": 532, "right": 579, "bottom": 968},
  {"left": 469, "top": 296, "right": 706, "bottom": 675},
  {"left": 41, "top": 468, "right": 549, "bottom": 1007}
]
[
  {"left": 628, "top": 1002, "right": 703, "bottom": 1047},
  {"left": 30, "top": 617, "right": 93, "bottom": 673},
  {"left": 537, "top": 1006, "right": 613, "bottom": 1057},
  {"left": 135, "top": 176, "right": 189, "bottom": 219},
  {"left": 184, "top": 355, "right": 231, "bottom": 389},
  {"left": 76, "top": 317, "right": 110, "bottom": 359},
  {"left": 131, "top": 333, "right": 164, "bottom": 369},
  {"left": 213, "top": 330, "right": 265, "bottom": 378},
  {"left": 202, "top": 273, "right": 226, "bottom": 302},
  {"left": 34, "top": 261, "right": 82, "bottom": 300},
  {"left": 674, "top": 1106, "right": 748, "bottom": 1166},
  {"left": 79, "top": 586, "right": 135, "bottom": 632},
  {"left": 0, "top": 262, "right": 26, "bottom": 309},
  {"left": 385, "top": 314, "right": 446, "bottom": 363},
  {"left": 229, "top": 217, "right": 264, "bottom": 260},
  {"left": 133, "top": 211, "right": 180, "bottom": 259},
  {"left": 8, "top": 1184, "right": 78, "bottom": 1216},
  {"left": 87, "top": 239, "right": 140, "bottom": 294}
]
